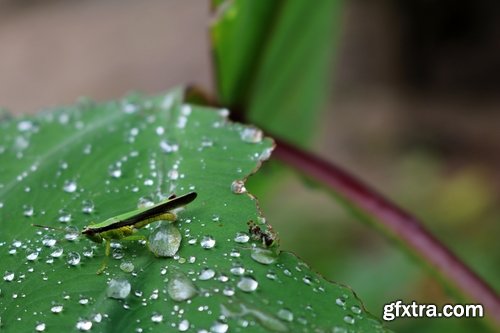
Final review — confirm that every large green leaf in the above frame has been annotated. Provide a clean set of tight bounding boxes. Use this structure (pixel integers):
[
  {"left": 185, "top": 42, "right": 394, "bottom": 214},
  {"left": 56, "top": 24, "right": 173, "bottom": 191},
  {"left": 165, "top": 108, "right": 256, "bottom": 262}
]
[
  {"left": 211, "top": 0, "right": 342, "bottom": 147},
  {"left": 0, "top": 89, "right": 387, "bottom": 332}
]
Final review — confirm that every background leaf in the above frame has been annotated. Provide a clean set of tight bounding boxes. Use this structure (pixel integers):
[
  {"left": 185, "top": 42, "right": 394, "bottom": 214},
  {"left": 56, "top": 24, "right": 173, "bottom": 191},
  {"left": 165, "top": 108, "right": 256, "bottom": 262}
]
[{"left": 0, "top": 89, "right": 387, "bottom": 332}]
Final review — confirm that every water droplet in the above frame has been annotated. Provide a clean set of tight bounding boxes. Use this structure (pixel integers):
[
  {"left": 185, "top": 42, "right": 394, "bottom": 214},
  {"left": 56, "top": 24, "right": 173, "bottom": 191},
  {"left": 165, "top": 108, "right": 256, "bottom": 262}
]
[
  {"left": 223, "top": 287, "right": 235, "bottom": 296},
  {"left": 120, "top": 261, "right": 135, "bottom": 273},
  {"left": 42, "top": 237, "right": 57, "bottom": 247},
  {"left": 198, "top": 268, "right": 216, "bottom": 280},
  {"left": 351, "top": 305, "right": 362, "bottom": 314},
  {"left": 210, "top": 321, "right": 229, "bottom": 333},
  {"left": 251, "top": 248, "right": 278, "bottom": 265},
  {"left": 344, "top": 315, "right": 355, "bottom": 325},
  {"left": 75, "top": 319, "right": 92, "bottom": 331},
  {"left": 335, "top": 297, "right": 346, "bottom": 307},
  {"left": 51, "top": 304, "right": 64, "bottom": 313},
  {"left": 151, "top": 313, "right": 163, "bottom": 323},
  {"left": 167, "top": 272, "right": 197, "bottom": 302},
  {"left": 64, "top": 227, "right": 79, "bottom": 241},
  {"left": 18, "top": 120, "right": 34, "bottom": 132},
  {"left": 137, "top": 196, "right": 155, "bottom": 208},
  {"left": 35, "top": 322, "right": 46, "bottom": 331},
  {"left": 168, "top": 169, "right": 179, "bottom": 180},
  {"left": 58, "top": 209, "right": 72, "bottom": 223},
  {"left": 277, "top": 308, "right": 294, "bottom": 322},
  {"left": 81, "top": 200, "right": 95, "bottom": 214},
  {"left": 66, "top": 251, "right": 81, "bottom": 266},
  {"left": 155, "top": 126, "right": 165, "bottom": 135},
  {"left": 240, "top": 127, "right": 263, "bottom": 143},
  {"left": 159, "top": 140, "right": 179, "bottom": 154},
  {"left": 108, "top": 164, "right": 122, "bottom": 178},
  {"left": 200, "top": 235, "right": 216, "bottom": 249},
  {"left": 178, "top": 319, "right": 190, "bottom": 331},
  {"left": 26, "top": 251, "right": 39, "bottom": 261},
  {"left": 23, "top": 205, "right": 34, "bottom": 217},
  {"left": 63, "top": 180, "right": 78, "bottom": 193},
  {"left": 3, "top": 271, "right": 14, "bottom": 282},
  {"left": 234, "top": 232, "right": 249, "bottom": 243},
  {"left": 50, "top": 247, "right": 64, "bottom": 258},
  {"left": 107, "top": 278, "right": 131, "bottom": 299},
  {"left": 148, "top": 224, "right": 181, "bottom": 257},
  {"left": 231, "top": 180, "right": 246, "bottom": 194},
  {"left": 230, "top": 265, "right": 245, "bottom": 275},
  {"left": 237, "top": 276, "right": 258, "bottom": 292}
]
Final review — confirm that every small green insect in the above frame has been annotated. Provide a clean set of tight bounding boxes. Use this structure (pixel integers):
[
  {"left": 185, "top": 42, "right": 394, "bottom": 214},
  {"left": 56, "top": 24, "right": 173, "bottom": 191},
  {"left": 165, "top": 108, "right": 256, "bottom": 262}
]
[{"left": 34, "top": 191, "right": 197, "bottom": 274}]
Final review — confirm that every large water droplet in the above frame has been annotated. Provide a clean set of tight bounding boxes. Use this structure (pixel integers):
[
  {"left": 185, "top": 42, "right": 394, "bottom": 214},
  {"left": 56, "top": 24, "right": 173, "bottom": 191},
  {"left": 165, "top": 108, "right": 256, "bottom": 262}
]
[
  {"left": 120, "top": 260, "right": 135, "bottom": 273},
  {"left": 66, "top": 251, "right": 81, "bottom": 266},
  {"left": 210, "top": 321, "right": 229, "bottom": 333},
  {"left": 26, "top": 251, "right": 39, "bottom": 261},
  {"left": 251, "top": 248, "right": 278, "bottom": 265},
  {"left": 75, "top": 319, "right": 92, "bottom": 331},
  {"left": 200, "top": 235, "right": 216, "bottom": 249},
  {"left": 231, "top": 180, "right": 246, "bottom": 194},
  {"left": 237, "top": 276, "right": 258, "bottom": 292},
  {"left": 199, "top": 268, "right": 216, "bottom": 281},
  {"left": 167, "top": 272, "right": 197, "bottom": 302},
  {"left": 107, "top": 278, "right": 131, "bottom": 299},
  {"left": 35, "top": 322, "right": 46, "bottom": 332},
  {"left": 240, "top": 127, "right": 263, "bottom": 143},
  {"left": 178, "top": 319, "right": 190, "bottom": 331},
  {"left": 151, "top": 313, "right": 163, "bottom": 323},
  {"left": 148, "top": 224, "right": 181, "bottom": 257},
  {"left": 3, "top": 271, "right": 15, "bottom": 282},
  {"left": 63, "top": 180, "right": 78, "bottom": 193},
  {"left": 51, "top": 304, "right": 64, "bottom": 313},
  {"left": 234, "top": 232, "right": 249, "bottom": 243}
]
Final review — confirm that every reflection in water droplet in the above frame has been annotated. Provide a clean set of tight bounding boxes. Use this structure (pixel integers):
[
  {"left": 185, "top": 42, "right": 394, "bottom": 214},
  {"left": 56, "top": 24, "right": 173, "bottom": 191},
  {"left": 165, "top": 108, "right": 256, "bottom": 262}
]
[
  {"left": 251, "top": 248, "right": 277, "bottom": 265},
  {"left": 64, "top": 227, "right": 79, "bottom": 241},
  {"left": 42, "top": 237, "right": 57, "bottom": 247},
  {"left": 51, "top": 304, "right": 64, "bottom": 313},
  {"left": 23, "top": 205, "right": 34, "bottom": 217},
  {"left": 75, "top": 319, "right": 92, "bottom": 331},
  {"left": 237, "top": 276, "right": 258, "bottom": 292},
  {"left": 231, "top": 180, "right": 246, "bottom": 194},
  {"left": 336, "top": 297, "right": 346, "bottom": 307},
  {"left": 240, "top": 127, "right": 263, "bottom": 143},
  {"left": 199, "top": 268, "right": 216, "bottom": 281},
  {"left": 63, "top": 180, "right": 78, "bottom": 193},
  {"left": 120, "top": 261, "right": 135, "bottom": 273},
  {"left": 210, "top": 321, "right": 229, "bottom": 333},
  {"left": 200, "top": 235, "right": 216, "bottom": 249},
  {"left": 3, "top": 271, "right": 15, "bottom": 282},
  {"left": 50, "top": 247, "right": 63, "bottom": 258},
  {"left": 26, "top": 251, "right": 39, "bottom": 261},
  {"left": 35, "top": 322, "right": 46, "bottom": 332},
  {"left": 277, "top": 308, "right": 294, "bottom": 322},
  {"left": 148, "top": 224, "right": 181, "bottom": 257},
  {"left": 66, "top": 252, "right": 81, "bottom": 266},
  {"left": 151, "top": 313, "right": 163, "bottom": 323},
  {"left": 81, "top": 200, "right": 95, "bottom": 214},
  {"left": 107, "top": 278, "right": 131, "bottom": 299},
  {"left": 344, "top": 315, "right": 355, "bottom": 325},
  {"left": 167, "top": 272, "right": 197, "bottom": 302},
  {"left": 234, "top": 232, "right": 249, "bottom": 243},
  {"left": 178, "top": 319, "right": 190, "bottom": 331},
  {"left": 351, "top": 305, "right": 362, "bottom": 314}
]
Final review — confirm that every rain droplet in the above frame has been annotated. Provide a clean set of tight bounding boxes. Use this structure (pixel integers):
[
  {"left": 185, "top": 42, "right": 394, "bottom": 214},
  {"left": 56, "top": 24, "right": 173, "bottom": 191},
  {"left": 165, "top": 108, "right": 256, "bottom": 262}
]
[
  {"left": 351, "top": 305, "right": 362, "bottom": 314},
  {"left": 63, "top": 180, "right": 78, "bottom": 193},
  {"left": 64, "top": 227, "right": 79, "bottom": 241},
  {"left": 51, "top": 304, "right": 64, "bottom": 313},
  {"left": 42, "top": 237, "right": 57, "bottom": 247},
  {"left": 200, "top": 235, "right": 216, "bottom": 249},
  {"left": 240, "top": 127, "right": 263, "bottom": 143},
  {"left": 23, "top": 205, "right": 34, "bottom": 217},
  {"left": 3, "top": 271, "right": 14, "bottom": 282},
  {"left": 234, "top": 232, "right": 249, "bottom": 243},
  {"left": 26, "top": 251, "right": 39, "bottom": 261},
  {"left": 35, "top": 322, "right": 46, "bottom": 332},
  {"left": 148, "top": 224, "right": 181, "bottom": 257},
  {"left": 159, "top": 140, "right": 179, "bottom": 154},
  {"left": 167, "top": 272, "right": 197, "bottom": 302},
  {"left": 344, "top": 315, "right": 355, "bottom": 325},
  {"left": 58, "top": 209, "right": 72, "bottom": 223},
  {"left": 120, "top": 261, "right": 135, "bottom": 273},
  {"left": 335, "top": 297, "right": 346, "bottom": 307},
  {"left": 231, "top": 180, "right": 246, "bottom": 194},
  {"left": 230, "top": 265, "right": 245, "bottom": 276},
  {"left": 66, "top": 251, "right": 81, "bottom": 266},
  {"left": 237, "top": 276, "right": 258, "bottom": 292},
  {"left": 168, "top": 169, "right": 179, "bottom": 180},
  {"left": 277, "top": 308, "right": 294, "bottom": 322},
  {"left": 108, "top": 164, "right": 122, "bottom": 178},
  {"left": 81, "top": 200, "right": 95, "bottom": 214},
  {"left": 178, "top": 319, "right": 190, "bottom": 331},
  {"left": 198, "top": 268, "right": 216, "bottom": 281},
  {"left": 107, "top": 278, "right": 131, "bottom": 299},
  {"left": 75, "top": 319, "right": 92, "bottom": 331},
  {"left": 50, "top": 247, "right": 64, "bottom": 258},
  {"left": 210, "top": 321, "right": 229, "bottom": 333},
  {"left": 151, "top": 313, "right": 163, "bottom": 323},
  {"left": 251, "top": 248, "right": 278, "bottom": 265}
]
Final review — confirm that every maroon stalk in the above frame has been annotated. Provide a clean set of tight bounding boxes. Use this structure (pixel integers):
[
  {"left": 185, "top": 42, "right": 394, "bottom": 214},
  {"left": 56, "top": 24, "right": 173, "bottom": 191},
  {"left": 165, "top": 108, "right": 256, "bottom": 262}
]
[{"left": 274, "top": 138, "right": 500, "bottom": 325}]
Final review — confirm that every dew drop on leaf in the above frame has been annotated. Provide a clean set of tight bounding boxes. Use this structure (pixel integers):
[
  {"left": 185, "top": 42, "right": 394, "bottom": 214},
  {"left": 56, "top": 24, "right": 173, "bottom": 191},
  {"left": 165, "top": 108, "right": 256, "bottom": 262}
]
[
  {"left": 66, "top": 251, "right": 81, "bottom": 266},
  {"left": 35, "top": 322, "right": 46, "bottom": 332},
  {"left": 237, "top": 276, "right": 258, "bottom": 292},
  {"left": 240, "top": 127, "right": 263, "bottom": 143},
  {"left": 200, "top": 235, "right": 216, "bottom": 249},
  {"left": 251, "top": 248, "right": 278, "bottom": 265},
  {"left": 75, "top": 319, "right": 92, "bottom": 331},
  {"left": 63, "top": 180, "right": 78, "bottom": 193},
  {"left": 148, "top": 224, "right": 181, "bottom": 257},
  {"left": 167, "top": 272, "right": 197, "bottom": 302},
  {"left": 231, "top": 180, "right": 246, "bottom": 194},
  {"left": 198, "top": 268, "right": 216, "bottom": 281},
  {"left": 107, "top": 278, "right": 131, "bottom": 299}
]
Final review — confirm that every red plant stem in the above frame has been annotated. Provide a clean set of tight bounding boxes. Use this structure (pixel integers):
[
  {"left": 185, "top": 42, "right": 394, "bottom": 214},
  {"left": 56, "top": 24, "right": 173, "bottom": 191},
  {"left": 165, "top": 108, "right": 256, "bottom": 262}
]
[{"left": 273, "top": 138, "right": 500, "bottom": 325}]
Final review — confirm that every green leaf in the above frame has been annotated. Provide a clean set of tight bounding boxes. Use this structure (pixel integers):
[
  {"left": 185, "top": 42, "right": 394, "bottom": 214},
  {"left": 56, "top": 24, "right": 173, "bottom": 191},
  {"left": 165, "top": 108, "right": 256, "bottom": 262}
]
[
  {"left": 0, "top": 89, "right": 387, "bottom": 332},
  {"left": 211, "top": 0, "right": 342, "bottom": 146}
]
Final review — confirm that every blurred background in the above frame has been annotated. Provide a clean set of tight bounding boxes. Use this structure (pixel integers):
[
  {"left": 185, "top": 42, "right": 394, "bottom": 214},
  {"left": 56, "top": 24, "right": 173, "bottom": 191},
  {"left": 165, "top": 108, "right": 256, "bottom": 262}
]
[{"left": 1, "top": 1, "right": 499, "bottom": 332}]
